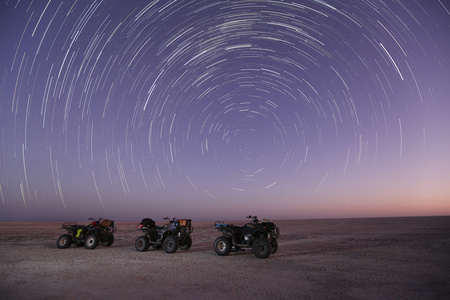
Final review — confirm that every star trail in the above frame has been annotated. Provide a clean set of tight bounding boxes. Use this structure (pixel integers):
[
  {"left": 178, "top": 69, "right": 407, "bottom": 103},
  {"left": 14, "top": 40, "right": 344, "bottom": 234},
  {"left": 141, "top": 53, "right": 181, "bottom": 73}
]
[{"left": 0, "top": 0, "right": 449, "bottom": 221}]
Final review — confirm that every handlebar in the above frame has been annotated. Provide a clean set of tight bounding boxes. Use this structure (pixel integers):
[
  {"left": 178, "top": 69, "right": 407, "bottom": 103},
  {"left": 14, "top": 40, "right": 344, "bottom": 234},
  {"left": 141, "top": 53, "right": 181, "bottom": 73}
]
[{"left": 246, "top": 215, "right": 259, "bottom": 222}]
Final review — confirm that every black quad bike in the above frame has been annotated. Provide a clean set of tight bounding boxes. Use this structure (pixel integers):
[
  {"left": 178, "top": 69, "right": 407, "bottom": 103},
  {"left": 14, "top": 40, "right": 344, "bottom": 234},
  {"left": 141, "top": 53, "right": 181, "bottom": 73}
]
[
  {"left": 135, "top": 217, "right": 193, "bottom": 254},
  {"left": 56, "top": 218, "right": 117, "bottom": 250},
  {"left": 214, "top": 215, "right": 280, "bottom": 259}
]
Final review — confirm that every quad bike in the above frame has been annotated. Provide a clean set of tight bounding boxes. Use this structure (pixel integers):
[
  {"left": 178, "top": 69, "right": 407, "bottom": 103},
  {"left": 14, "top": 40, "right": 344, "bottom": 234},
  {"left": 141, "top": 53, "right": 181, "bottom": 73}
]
[
  {"left": 56, "top": 218, "right": 117, "bottom": 250},
  {"left": 135, "top": 217, "right": 193, "bottom": 254},
  {"left": 214, "top": 215, "right": 280, "bottom": 259}
]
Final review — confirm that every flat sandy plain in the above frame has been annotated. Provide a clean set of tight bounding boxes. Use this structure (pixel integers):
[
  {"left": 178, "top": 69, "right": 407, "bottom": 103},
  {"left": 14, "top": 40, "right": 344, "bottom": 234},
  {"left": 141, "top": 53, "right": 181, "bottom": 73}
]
[{"left": 0, "top": 216, "right": 449, "bottom": 299}]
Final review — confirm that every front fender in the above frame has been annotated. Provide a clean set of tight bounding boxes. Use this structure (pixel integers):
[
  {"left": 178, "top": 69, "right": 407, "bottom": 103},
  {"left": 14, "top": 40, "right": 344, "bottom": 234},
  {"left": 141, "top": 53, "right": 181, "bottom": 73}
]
[
  {"left": 162, "top": 229, "right": 176, "bottom": 238},
  {"left": 252, "top": 231, "right": 267, "bottom": 240}
]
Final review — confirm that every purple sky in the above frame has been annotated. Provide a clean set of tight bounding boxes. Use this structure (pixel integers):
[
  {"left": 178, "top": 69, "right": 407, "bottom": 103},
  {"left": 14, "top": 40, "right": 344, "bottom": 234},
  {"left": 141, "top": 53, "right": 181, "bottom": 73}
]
[{"left": 0, "top": 0, "right": 449, "bottom": 222}]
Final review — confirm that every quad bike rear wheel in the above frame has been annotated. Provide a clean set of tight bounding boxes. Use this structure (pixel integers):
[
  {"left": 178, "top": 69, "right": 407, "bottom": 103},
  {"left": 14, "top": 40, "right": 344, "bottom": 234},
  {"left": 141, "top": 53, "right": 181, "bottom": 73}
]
[
  {"left": 214, "top": 236, "right": 232, "bottom": 256},
  {"left": 84, "top": 234, "right": 99, "bottom": 250},
  {"left": 179, "top": 235, "right": 192, "bottom": 250},
  {"left": 135, "top": 236, "right": 150, "bottom": 252},
  {"left": 252, "top": 238, "right": 272, "bottom": 259},
  {"left": 56, "top": 234, "right": 72, "bottom": 249},
  {"left": 162, "top": 235, "right": 178, "bottom": 253}
]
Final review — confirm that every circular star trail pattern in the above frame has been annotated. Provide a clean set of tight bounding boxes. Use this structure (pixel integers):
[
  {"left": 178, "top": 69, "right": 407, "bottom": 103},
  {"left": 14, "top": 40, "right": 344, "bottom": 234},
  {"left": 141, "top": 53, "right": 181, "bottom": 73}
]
[{"left": 0, "top": 0, "right": 449, "bottom": 220}]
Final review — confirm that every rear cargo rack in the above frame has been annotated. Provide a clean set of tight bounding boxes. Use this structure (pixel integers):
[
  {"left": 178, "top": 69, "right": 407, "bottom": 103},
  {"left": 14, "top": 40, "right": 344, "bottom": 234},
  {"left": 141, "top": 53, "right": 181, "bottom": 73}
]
[
  {"left": 178, "top": 219, "right": 191, "bottom": 227},
  {"left": 214, "top": 221, "right": 228, "bottom": 229},
  {"left": 177, "top": 219, "right": 193, "bottom": 233}
]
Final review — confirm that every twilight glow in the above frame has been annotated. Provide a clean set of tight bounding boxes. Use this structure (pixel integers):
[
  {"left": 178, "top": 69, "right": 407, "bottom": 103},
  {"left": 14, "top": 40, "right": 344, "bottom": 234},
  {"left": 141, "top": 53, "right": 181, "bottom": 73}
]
[{"left": 0, "top": 0, "right": 449, "bottom": 221}]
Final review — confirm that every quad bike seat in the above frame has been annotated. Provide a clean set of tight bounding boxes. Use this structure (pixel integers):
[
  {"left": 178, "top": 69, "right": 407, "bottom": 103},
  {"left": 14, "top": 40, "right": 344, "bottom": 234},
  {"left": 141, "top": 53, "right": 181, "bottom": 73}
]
[
  {"left": 61, "top": 222, "right": 87, "bottom": 230},
  {"left": 73, "top": 224, "right": 88, "bottom": 229}
]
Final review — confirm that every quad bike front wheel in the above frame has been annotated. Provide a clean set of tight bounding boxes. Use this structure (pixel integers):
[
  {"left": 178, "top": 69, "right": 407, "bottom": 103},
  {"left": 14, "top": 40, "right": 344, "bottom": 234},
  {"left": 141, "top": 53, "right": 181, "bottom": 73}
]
[
  {"left": 56, "top": 234, "right": 72, "bottom": 249},
  {"left": 252, "top": 238, "right": 272, "bottom": 259},
  {"left": 179, "top": 235, "right": 192, "bottom": 251},
  {"left": 84, "top": 234, "right": 99, "bottom": 250},
  {"left": 214, "top": 236, "right": 232, "bottom": 256},
  {"left": 135, "top": 236, "right": 150, "bottom": 252},
  {"left": 271, "top": 239, "right": 278, "bottom": 254},
  {"left": 101, "top": 234, "right": 114, "bottom": 247},
  {"left": 162, "top": 236, "right": 178, "bottom": 253}
]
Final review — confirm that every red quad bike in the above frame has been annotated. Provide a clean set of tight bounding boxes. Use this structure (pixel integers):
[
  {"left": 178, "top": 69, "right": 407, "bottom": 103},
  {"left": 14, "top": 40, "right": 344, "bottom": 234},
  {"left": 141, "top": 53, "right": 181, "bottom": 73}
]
[
  {"left": 135, "top": 217, "right": 193, "bottom": 254},
  {"left": 214, "top": 216, "right": 280, "bottom": 259},
  {"left": 56, "top": 218, "right": 117, "bottom": 250}
]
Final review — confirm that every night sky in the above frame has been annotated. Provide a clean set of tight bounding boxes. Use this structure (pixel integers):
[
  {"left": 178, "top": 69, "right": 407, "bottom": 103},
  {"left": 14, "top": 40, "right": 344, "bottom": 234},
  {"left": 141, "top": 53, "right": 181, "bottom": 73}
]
[{"left": 1, "top": 0, "right": 449, "bottom": 221}]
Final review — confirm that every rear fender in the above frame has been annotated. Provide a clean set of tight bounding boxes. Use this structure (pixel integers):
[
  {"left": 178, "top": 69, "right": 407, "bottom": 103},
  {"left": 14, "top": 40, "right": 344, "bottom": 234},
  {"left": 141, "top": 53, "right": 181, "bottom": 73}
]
[
  {"left": 221, "top": 228, "right": 234, "bottom": 236},
  {"left": 221, "top": 230, "right": 233, "bottom": 237},
  {"left": 221, "top": 228, "right": 242, "bottom": 245}
]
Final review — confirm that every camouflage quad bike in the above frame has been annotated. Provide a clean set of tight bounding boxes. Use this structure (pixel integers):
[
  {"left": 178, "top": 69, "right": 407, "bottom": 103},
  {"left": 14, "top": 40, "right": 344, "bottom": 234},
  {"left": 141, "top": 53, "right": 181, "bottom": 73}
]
[
  {"left": 56, "top": 218, "right": 117, "bottom": 250},
  {"left": 214, "top": 215, "right": 280, "bottom": 259},
  {"left": 135, "top": 217, "right": 193, "bottom": 254}
]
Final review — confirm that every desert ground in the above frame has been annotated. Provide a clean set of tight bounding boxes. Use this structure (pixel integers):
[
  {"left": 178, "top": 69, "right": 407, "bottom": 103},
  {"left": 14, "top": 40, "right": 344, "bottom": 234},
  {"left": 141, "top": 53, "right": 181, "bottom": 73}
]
[{"left": 0, "top": 216, "right": 449, "bottom": 299}]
